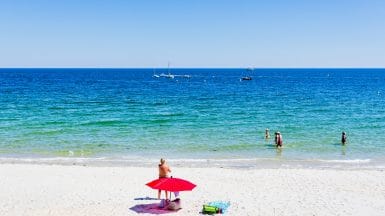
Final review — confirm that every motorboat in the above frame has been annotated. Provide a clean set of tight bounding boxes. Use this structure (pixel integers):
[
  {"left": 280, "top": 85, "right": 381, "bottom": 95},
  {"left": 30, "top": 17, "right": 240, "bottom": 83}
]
[{"left": 241, "top": 76, "right": 252, "bottom": 81}]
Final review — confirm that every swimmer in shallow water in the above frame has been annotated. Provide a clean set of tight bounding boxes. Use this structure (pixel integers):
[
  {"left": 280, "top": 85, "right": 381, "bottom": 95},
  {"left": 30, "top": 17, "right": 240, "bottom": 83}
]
[
  {"left": 275, "top": 131, "right": 283, "bottom": 148},
  {"left": 265, "top": 128, "right": 270, "bottom": 139},
  {"left": 341, "top": 132, "right": 347, "bottom": 145}
]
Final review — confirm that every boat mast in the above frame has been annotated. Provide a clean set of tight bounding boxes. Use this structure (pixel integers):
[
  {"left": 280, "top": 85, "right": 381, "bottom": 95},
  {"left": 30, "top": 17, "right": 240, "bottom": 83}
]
[{"left": 167, "top": 61, "right": 170, "bottom": 75}]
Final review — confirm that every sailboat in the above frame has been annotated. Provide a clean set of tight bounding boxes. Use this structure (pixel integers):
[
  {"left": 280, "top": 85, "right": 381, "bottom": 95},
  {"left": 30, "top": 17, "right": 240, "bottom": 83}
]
[
  {"left": 153, "top": 62, "right": 191, "bottom": 79},
  {"left": 240, "top": 67, "right": 254, "bottom": 81},
  {"left": 159, "top": 62, "right": 175, "bottom": 79}
]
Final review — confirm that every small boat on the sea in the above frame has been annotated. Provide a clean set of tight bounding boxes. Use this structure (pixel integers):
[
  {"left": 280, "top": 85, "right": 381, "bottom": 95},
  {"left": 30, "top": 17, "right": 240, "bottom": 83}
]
[
  {"left": 153, "top": 73, "right": 192, "bottom": 79},
  {"left": 240, "top": 67, "right": 254, "bottom": 81},
  {"left": 154, "top": 62, "right": 175, "bottom": 79},
  {"left": 159, "top": 73, "right": 175, "bottom": 79},
  {"left": 152, "top": 62, "right": 191, "bottom": 79},
  {"left": 241, "top": 76, "right": 252, "bottom": 81}
]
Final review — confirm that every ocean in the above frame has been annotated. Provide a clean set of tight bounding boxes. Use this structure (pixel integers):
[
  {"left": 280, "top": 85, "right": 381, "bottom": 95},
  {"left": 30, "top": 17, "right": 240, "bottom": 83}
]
[{"left": 1, "top": 68, "right": 384, "bottom": 168}]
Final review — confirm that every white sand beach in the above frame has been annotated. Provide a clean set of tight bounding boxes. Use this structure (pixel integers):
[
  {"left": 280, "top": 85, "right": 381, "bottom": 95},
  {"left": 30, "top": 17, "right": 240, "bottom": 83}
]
[{"left": 0, "top": 164, "right": 384, "bottom": 216}]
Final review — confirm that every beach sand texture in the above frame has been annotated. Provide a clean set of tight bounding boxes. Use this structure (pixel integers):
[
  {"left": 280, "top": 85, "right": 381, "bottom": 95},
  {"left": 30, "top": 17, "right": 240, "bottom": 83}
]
[{"left": 0, "top": 164, "right": 384, "bottom": 216}]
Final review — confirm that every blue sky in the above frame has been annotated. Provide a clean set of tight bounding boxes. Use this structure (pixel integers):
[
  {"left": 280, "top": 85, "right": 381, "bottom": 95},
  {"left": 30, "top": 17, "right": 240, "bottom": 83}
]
[{"left": 0, "top": 0, "right": 384, "bottom": 68}]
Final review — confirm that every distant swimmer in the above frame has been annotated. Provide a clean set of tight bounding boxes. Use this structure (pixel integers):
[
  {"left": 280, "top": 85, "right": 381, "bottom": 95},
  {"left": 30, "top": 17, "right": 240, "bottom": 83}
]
[
  {"left": 341, "top": 132, "right": 347, "bottom": 145},
  {"left": 275, "top": 131, "right": 283, "bottom": 148},
  {"left": 265, "top": 128, "right": 270, "bottom": 139}
]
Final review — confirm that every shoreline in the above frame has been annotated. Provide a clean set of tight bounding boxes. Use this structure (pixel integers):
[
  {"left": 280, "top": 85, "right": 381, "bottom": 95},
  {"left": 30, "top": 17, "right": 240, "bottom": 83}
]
[
  {"left": 0, "top": 163, "right": 384, "bottom": 216},
  {"left": 0, "top": 156, "right": 384, "bottom": 171}
]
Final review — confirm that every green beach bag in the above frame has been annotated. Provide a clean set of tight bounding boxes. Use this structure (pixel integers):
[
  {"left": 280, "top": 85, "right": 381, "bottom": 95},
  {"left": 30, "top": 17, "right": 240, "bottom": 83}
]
[{"left": 202, "top": 205, "right": 221, "bottom": 214}]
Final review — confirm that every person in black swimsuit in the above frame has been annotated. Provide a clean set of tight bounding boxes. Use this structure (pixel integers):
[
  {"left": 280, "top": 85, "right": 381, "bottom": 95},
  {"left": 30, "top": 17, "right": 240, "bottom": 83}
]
[{"left": 341, "top": 132, "right": 347, "bottom": 145}]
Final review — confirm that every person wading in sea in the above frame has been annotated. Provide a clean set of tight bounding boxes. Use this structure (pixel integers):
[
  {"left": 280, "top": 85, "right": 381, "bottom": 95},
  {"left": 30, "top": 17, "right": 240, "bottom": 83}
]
[
  {"left": 265, "top": 128, "right": 270, "bottom": 139},
  {"left": 275, "top": 131, "right": 283, "bottom": 148},
  {"left": 341, "top": 132, "right": 347, "bottom": 145}
]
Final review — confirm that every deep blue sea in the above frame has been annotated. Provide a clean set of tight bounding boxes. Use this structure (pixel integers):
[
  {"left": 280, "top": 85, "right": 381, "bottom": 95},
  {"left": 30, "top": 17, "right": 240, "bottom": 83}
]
[{"left": 1, "top": 68, "right": 385, "bottom": 168}]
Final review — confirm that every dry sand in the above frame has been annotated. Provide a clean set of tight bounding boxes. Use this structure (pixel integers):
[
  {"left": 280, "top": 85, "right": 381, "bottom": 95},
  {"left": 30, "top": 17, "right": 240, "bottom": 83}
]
[{"left": 0, "top": 164, "right": 384, "bottom": 216}]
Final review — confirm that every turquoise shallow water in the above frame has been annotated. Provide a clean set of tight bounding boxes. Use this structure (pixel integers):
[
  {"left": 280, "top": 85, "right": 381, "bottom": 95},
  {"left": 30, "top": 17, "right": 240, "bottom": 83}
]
[{"left": 0, "top": 68, "right": 385, "bottom": 167}]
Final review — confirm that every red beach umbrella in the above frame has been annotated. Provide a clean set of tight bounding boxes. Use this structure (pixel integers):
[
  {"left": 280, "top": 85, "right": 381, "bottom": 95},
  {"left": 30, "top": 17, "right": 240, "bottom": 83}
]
[{"left": 146, "top": 177, "right": 196, "bottom": 192}]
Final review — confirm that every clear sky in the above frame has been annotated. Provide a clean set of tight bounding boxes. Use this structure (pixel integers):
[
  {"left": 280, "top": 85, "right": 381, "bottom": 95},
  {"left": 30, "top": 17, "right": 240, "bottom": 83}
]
[{"left": 0, "top": 0, "right": 384, "bottom": 68}]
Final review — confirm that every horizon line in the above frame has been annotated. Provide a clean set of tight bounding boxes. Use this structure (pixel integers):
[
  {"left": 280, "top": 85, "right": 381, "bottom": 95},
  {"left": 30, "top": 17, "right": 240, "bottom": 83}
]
[{"left": 1, "top": 67, "right": 385, "bottom": 69}]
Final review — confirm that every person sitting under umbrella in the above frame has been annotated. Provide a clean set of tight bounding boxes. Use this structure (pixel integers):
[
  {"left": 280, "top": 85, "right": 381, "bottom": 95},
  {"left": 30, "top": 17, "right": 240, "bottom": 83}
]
[{"left": 158, "top": 158, "right": 171, "bottom": 199}]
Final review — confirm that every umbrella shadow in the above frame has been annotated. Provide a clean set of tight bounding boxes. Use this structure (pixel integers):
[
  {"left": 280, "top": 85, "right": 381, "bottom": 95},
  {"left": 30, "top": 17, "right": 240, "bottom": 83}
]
[{"left": 129, "top": 203, "right": 179, "bottom": 214}]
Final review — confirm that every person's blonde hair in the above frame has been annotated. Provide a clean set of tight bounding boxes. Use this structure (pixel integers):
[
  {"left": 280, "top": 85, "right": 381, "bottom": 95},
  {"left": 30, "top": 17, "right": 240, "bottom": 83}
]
[{"left": 160, "top": 158, "right": 165, "bottom": 164}]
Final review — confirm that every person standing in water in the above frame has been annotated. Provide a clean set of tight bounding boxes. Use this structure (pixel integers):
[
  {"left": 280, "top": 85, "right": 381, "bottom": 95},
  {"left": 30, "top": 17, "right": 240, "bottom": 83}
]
[
  {"left": 275, "top": 131, "right": 283, "bottom": 148},
  {"left": 265, "top": 128, "right": 270, "bottom": 139},
  {"left": 158, "top": 158, "right": 171, "bottom": 200},
  {"left": 341, "top": 132, "right": 347, "bottom": 145}
]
